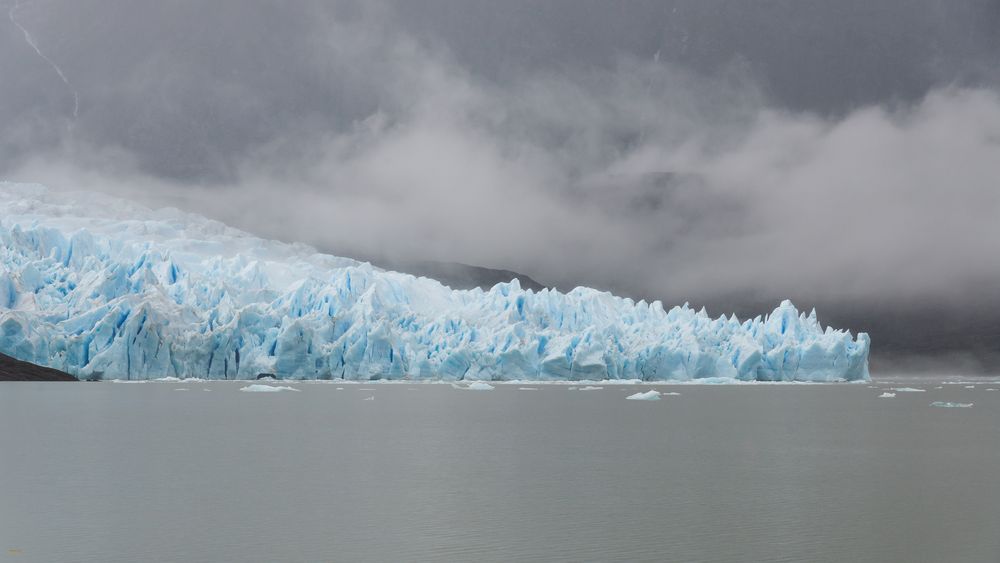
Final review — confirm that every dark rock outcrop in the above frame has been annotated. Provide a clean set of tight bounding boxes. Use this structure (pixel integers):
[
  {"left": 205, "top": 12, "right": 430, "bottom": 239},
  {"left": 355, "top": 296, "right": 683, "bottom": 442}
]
[{"left": 0, "top": 353, "right": 77, "bottom": 381}]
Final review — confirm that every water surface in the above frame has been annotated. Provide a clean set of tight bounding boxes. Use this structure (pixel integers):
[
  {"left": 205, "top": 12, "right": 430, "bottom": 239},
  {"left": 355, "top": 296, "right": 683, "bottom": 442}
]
[{"left": 1, "top": 379, "right": 998, "bottom": 562}]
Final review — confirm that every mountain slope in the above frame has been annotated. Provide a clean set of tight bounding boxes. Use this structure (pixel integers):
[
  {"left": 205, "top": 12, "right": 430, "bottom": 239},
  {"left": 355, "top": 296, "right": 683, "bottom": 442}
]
[{"left": 0, "top": 352, "right": 76, "bottom": 381}]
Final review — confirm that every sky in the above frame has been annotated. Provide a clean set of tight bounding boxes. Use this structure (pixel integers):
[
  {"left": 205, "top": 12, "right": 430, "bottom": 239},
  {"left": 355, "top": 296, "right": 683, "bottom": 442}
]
[{"left": 2, "top": 0, "right": 1000, "bottom": 367}]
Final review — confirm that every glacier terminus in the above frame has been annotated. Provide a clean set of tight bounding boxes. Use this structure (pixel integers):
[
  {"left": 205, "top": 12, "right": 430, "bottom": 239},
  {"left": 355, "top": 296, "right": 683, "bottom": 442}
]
[{"left": 0, "top": 183, "right": 870, "bottom": 382}]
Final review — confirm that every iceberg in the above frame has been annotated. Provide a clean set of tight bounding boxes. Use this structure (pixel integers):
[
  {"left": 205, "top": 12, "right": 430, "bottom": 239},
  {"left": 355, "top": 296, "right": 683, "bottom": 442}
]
[
  {"left": 878, "top": 392, "right": 896, "bottom": 398},
  {"left": 626, "top": 390, "right": 663, "bottom": 401},
  {"left": 452, "top": 381, "right": 495, "bottom": 391},
  {"left": 239, "top": 384, "right": 300, "bottom": 392},
  {"left": 929, "top": 401, "right": 973, "bottom": 408},
  {"left": 0, "top": 183, "right": 871, "bottom": 382},
  {"left": 891, "top": 387, "right": 925, "bottom": 392}
]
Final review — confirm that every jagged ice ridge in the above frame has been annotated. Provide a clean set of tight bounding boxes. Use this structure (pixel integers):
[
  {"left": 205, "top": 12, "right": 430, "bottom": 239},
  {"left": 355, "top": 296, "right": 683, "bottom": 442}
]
[{"left": 0, "top": 183, "right": 870, "bottom": 381}]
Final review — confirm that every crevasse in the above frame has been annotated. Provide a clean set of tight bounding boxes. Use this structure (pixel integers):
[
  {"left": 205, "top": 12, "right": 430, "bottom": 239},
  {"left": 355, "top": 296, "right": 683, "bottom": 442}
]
[{"left": 0, "top": 183, "right": 870, "bottom": 381}]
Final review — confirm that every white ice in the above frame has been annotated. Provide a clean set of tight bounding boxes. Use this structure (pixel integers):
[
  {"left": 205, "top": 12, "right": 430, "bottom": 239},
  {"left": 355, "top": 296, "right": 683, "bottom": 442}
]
[
  {"left": 878, "top": 392, "right": 896, "bottom": 398},
  {"left": 239, "top": 384, "right": 300, "bottom": 392},
  {"left": 453, "top": 381, "right": 494, "bottom": 391},
  {"left": 0, "top": 183, "right": 871, "bottom": 382},
  {"left": 929, "top": 401, "right": 973, "bottom": 408},
  {"left": 626, "top": 390, "right": 662, "bottom": 401}
]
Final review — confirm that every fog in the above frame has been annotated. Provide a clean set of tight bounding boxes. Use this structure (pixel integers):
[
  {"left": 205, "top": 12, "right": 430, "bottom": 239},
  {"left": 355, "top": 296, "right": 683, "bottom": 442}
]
[{"left": 2, "top": 1, "right": 999, "bottom": 368}]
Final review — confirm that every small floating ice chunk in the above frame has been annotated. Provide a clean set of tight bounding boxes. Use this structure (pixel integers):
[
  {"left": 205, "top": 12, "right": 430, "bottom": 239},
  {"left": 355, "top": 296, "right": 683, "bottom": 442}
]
[
  {"left": 239, "top": 384, "right": 300, "bottom": 393},
  {"left": 892, "top": 387, "right": 925, "bottom": 392},
  {"left": 174, "top": 388, "right": 189, "bottom": 391},
  {"left": 450, "top": 381, "right": 495, "bottom": 391},
  {"left": 202, "top": 388, "right": 211, "bottom": 392},
  {"left": 578, "top": 386, "right": 604, "bottom": 391},
  {"left": 964, "top": 385, "right": 975, "bottom": 389},
  {"left": 336, "top": 387, "right": 345, "bottom": 390},
  {"left": 662, "top": 391, "right": 681, "bottom": 396},
  {"left": 930, "top": 401, "right": 973, "bottom": 408},
  {"left": 878, "top": 392, "right": 896, "bottom": 398},
  {"left": 567, "top": 386, "right": 578, "bottom": 390},
  {"left": 626, "top": 390, "right": 661, "bottom": 401},
  {"left": 363, "top": 395, "right": 375, "bottom": 401},
  {"left": 987, "top": 388, "right": 997, "bottom": 391},
  {"left": 518, "top": 387, "right": 539, "bottom": 391}
]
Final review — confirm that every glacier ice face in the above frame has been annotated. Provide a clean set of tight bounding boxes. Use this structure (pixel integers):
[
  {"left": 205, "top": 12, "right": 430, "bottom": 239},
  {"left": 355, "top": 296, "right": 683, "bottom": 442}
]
[{"left": 0, "top": 182, "right": 870, "bottom": 382}]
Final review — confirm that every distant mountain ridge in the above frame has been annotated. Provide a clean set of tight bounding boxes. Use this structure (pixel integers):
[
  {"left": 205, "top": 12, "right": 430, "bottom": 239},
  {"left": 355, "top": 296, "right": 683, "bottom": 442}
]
[{"left": 374, "top": 259, "right": 546, "bottom": 293}]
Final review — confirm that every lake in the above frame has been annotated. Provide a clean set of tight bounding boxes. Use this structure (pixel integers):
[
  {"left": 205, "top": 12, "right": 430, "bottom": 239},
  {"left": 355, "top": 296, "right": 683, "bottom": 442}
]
[{"left": 1, "top": 378, "right": 998, "bottom": 562}]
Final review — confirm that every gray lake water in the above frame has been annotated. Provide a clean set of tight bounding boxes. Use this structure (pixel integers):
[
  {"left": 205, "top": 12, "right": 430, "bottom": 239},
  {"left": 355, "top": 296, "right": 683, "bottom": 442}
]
[{"left": 1, "top": 378, "right": 999, "bottom": 562}]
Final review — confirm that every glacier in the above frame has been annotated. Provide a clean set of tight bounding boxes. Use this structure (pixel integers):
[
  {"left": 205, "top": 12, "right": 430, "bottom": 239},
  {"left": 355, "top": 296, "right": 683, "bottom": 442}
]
[{"left": 0, "top": 182, "right": 870, "bottom": 382}]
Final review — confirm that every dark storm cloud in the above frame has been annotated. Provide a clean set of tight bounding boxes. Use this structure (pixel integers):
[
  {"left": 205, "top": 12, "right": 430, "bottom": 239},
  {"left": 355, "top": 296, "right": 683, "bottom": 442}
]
[{"left": 3, "top": 0, "right": 1000, "bottom": 317}]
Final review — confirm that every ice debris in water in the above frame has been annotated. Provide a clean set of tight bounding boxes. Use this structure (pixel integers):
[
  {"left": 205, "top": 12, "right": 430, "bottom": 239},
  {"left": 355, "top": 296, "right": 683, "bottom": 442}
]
[
  {"left": 452, "top": 381, "right": 495, "bottom": 391},
  {"left": 518, "top": 387, "right": 538, "bottom": 391},
  {"left": 626, "top": 390, "right": 662, "bottom": 401},
  {"left": 929, "top": 401, "right": 973, "bottom": 408},
  {"left": 892, "top": 387, "right": 925, "bottom": 392},
  {"left": 578, "top": 386, "right": 604, "bottom": 391},
  {"left": 0, "top": 183, "right": 870, "bottom": 382},
  {"left": 239, "top": 384, "right": 300, "bottom": 393},
  {"left": 878, "top": 392, "right": 896, "bottom": 398}
]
